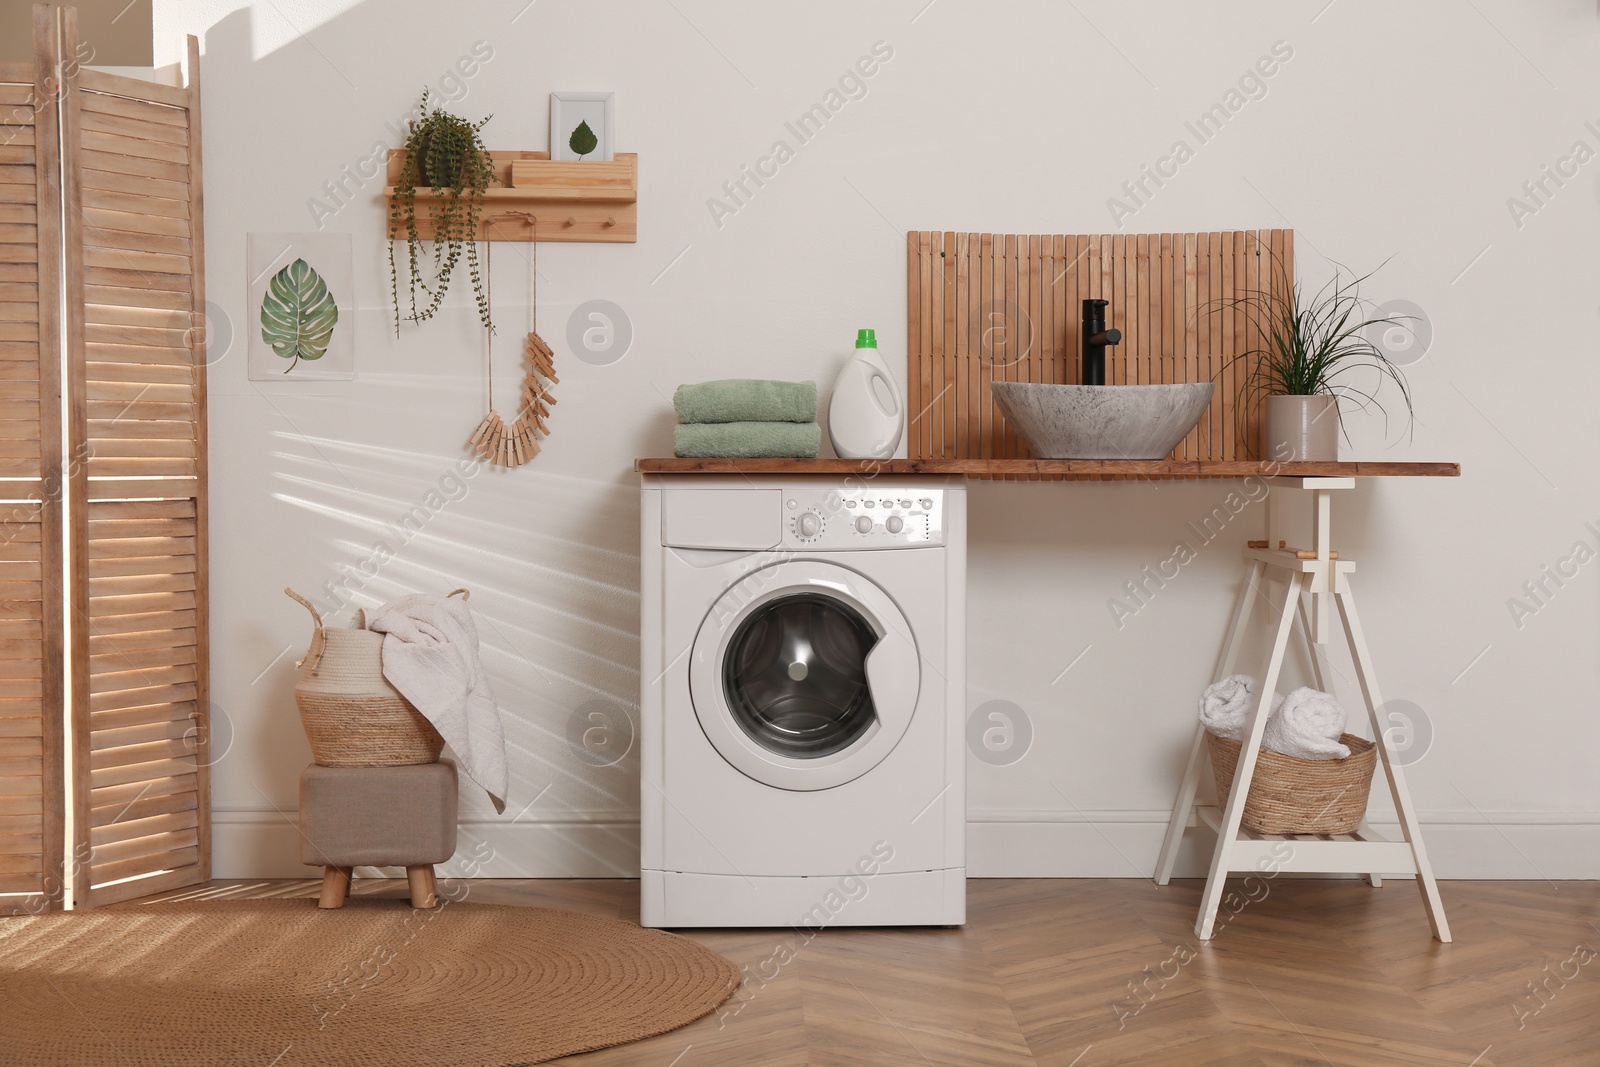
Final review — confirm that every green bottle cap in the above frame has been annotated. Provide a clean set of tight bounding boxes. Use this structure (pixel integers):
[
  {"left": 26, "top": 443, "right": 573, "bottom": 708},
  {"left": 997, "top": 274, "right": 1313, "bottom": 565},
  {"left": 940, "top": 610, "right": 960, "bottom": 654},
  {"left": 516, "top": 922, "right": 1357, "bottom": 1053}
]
[{"left": 855, "top": 328, "right": 877, "bottom": 348}]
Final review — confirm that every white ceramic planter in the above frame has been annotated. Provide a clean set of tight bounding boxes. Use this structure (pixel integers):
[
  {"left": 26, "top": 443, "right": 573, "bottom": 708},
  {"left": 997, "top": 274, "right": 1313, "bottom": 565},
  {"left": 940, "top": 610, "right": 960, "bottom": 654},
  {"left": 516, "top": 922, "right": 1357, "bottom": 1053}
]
[{"left": 1263, "top": 395, "right": 1339, "bottom": 462}]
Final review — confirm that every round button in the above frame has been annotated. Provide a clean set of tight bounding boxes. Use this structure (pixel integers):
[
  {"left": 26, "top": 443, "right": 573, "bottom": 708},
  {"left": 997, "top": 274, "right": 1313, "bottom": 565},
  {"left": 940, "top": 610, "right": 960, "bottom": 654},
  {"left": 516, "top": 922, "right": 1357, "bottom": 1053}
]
[
  {"left": 797, "top": 512, "right": 821, "bottom": 538},
  {"left": 886, "top": 516, "right": 905, "bottom": 534},
  {"left": 855, "top": 516, "right": 873, "bottom": 534},
  {"left": 920, "top": 498, "right": 933, "bottom": 510}
]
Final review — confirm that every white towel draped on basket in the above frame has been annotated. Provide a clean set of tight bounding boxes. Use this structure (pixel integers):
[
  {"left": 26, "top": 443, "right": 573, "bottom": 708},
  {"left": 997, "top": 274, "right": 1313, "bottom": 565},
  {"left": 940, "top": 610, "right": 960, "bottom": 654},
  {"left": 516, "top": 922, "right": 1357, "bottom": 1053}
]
[{"left": 369, "top": 592, "right": 509, "bottom": 813}]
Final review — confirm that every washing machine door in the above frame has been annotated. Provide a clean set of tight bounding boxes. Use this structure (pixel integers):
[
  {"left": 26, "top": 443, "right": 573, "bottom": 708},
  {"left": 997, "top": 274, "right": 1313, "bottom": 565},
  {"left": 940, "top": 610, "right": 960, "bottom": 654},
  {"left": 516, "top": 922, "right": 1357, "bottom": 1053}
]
[{"left": 689, "top": 560, "right": 920, "bottom": 791}]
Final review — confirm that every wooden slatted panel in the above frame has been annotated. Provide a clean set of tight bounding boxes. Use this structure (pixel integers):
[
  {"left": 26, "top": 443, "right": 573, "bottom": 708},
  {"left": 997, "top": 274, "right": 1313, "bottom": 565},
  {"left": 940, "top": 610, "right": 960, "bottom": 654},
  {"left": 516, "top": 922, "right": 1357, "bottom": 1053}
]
[
  {"left": 65, "top": 19, "right": 210, "bottom": 908},
  {"left": 77, "top": 67, "right": 196, "bottom": 483},
  {"left": 907, "top": 230, "right": 1293, "bottom": 478},
  {"left": 0, "top": 18, "right": 67, "bottom": 913},
  {"left": 0, "top": 70, "right": 41, "bottom": 484},
  {"left": 0, "top": 512, "right": 51, "bottom": 900}
]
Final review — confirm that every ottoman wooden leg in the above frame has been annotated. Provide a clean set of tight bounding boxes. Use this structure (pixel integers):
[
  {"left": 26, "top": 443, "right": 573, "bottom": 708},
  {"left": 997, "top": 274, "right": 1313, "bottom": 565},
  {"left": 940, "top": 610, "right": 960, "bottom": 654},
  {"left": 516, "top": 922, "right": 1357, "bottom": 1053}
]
[
  {"left": 407, "top": 865, "right": 437, "bottom": 908},
  {"left": 319, "top": 866, "right": 352, "bottom": 909}
]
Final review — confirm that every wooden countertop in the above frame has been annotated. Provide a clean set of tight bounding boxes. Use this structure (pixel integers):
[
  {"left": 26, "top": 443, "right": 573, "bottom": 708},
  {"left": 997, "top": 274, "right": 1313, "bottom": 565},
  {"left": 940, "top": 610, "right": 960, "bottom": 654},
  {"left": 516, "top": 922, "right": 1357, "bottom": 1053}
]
[{"left": 635, "top": 458, "right": 1461, "bottom": 478}]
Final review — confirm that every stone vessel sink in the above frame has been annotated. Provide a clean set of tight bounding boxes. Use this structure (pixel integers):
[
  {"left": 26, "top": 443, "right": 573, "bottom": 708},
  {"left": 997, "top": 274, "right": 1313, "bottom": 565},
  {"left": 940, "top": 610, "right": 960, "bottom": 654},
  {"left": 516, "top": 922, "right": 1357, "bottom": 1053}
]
[{"left": 990, "top": 382, "right": 1215, "bottom": 460}]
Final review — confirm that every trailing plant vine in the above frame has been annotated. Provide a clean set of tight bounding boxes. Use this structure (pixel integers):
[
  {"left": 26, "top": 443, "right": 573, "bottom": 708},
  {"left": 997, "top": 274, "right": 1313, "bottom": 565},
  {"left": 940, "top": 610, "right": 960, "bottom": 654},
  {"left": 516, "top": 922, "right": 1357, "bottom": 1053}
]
[{"left": 387, "top": 89, "right": 499, "bottom": 335}]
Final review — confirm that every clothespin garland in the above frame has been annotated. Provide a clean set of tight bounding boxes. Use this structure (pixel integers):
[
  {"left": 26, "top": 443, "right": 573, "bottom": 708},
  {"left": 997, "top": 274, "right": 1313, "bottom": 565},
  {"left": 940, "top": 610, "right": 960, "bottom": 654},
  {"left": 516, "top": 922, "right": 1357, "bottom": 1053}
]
[{"left": 468, "top": 228, "right": 557, "bottom": 468}]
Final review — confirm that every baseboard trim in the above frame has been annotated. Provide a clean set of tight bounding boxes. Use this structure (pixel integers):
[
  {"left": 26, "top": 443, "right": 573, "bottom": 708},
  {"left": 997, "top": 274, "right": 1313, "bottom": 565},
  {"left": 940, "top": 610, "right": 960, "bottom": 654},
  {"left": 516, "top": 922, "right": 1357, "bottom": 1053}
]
[{"left": 211, "top": 808, "right": 1600, "bottom": 880}]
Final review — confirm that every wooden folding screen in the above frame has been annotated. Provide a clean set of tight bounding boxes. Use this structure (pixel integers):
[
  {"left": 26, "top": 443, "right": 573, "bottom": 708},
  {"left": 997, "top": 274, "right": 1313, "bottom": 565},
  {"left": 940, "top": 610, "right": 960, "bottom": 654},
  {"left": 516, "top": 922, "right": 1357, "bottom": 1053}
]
[
  {"left": 0, "top": 7, "right": 214, "bottom": 909},
  {"left": 906, "top": 229, "right": 1294, "bottom": 475},
  {"left": 58, "top": 13, "right": 210, "bottom": 908},
  {"left": 0, "top": 12, "right": 67, "bottom": 911}
]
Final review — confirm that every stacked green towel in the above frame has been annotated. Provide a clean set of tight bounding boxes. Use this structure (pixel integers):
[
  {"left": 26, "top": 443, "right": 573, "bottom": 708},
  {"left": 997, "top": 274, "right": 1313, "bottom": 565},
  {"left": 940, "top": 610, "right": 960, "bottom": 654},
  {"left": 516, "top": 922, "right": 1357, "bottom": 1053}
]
[
  {"left": 673, "top": 379, "right": 817, "bottom": 424},
  {"left": 672, "top": 378, "right": 820, "bottom": 458},
  {"left": 674, "top": 422, "right": 821, "bottom": 459}
]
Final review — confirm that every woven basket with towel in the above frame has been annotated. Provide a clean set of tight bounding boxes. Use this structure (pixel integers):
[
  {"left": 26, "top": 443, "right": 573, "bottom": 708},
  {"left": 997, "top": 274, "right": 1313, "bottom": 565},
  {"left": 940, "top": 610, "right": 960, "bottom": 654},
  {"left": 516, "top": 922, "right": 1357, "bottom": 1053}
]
[
  {"left": 1197, "top": 675, "right": 1377, "bottom": 835},
  {"left": 1207, "top": 732, "right": 1376, "bottom": 835},
  {"left": 286, "top": 588, "right": 445, "bottom": 767},
  {"left": 672, "top": 378, "right": 820, "bottom": 458}
]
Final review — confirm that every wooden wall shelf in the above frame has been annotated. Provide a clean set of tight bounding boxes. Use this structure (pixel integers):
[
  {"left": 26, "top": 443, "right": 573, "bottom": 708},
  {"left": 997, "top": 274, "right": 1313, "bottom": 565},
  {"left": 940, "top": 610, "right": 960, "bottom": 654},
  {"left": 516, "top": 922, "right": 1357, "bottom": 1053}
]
[
  {"left": 383, "top": 150, "right": 636, "bottom": 243},
  {"left": 635, "top": 458, "right": 1461, "bottom": 478}
]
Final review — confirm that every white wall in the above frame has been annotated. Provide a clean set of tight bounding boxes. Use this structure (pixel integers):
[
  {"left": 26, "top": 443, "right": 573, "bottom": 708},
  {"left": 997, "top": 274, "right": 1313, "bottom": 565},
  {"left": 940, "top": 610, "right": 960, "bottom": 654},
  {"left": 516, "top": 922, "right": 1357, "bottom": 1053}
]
[{"left": 153, "top": 0, "right": 1600, "bottom": 880}]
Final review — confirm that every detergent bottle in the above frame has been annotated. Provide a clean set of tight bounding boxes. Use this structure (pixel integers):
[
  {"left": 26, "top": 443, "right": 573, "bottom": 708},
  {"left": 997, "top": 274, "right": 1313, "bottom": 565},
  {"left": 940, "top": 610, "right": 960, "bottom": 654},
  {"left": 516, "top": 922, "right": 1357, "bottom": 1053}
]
[{"left": 827, "top": 329, "right": 903, "bottom": 460}]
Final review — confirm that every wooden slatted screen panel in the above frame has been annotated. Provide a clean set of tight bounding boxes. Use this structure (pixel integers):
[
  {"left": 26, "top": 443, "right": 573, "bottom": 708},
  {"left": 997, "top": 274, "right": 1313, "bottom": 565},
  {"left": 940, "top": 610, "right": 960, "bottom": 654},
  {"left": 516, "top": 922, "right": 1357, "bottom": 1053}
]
[
  {"left": 0, "top": 16, "right": 66, "bottom": 914},
  {"left": 62, "top": 15, "right": 210, "bottom": 907},
  {"left": 906, "top": 229, "right": 1294, "bottom": 478}
]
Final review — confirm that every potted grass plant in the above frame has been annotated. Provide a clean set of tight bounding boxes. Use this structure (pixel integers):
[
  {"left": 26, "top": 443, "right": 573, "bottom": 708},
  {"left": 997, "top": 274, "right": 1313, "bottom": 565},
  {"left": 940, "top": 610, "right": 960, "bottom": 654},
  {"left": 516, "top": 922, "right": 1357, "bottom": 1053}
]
[
  {"left": 1227, "top": 262, "right": 1415, "bottom": 461},
  {"left": 387, "top": 89, "right": 499, "bottom": 335}
]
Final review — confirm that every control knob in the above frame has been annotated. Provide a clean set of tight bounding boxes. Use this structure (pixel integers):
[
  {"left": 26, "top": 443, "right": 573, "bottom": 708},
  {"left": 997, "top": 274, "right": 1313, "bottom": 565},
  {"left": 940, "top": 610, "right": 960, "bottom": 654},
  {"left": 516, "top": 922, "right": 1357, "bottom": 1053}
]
[
  {"left": 797, "top": 512, "right": 822, "bottom": 538},
  {"left": 855, "top": 516, "right": 874, "bottom": 534},
  {"left": 886, "top": 516, "right": 905, "bottom": 534}
]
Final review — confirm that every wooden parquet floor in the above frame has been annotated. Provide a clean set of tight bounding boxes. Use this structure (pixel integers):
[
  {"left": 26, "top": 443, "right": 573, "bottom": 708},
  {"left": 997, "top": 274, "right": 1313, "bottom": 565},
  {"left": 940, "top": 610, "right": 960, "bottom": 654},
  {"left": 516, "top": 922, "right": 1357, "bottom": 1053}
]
[{"left": 141, "top": 877, "right": 1600, "bottom": 1066}]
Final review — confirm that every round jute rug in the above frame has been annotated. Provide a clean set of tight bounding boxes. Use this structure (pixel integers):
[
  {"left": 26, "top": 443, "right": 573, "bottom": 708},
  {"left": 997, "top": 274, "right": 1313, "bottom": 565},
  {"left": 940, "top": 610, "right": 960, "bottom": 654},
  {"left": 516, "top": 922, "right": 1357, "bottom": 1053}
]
[{"left": 0, "top": 898, "right": 740, "bottom": 1066}]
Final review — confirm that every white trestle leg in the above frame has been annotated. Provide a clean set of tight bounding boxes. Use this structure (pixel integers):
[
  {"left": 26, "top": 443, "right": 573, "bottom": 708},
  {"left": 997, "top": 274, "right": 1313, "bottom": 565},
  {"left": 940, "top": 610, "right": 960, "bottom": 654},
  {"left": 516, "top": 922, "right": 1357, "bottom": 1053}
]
[
  {"left": 1154, "top": 560, "right": 1264, "bottom": 886},
  {"left": 1155, "top": 478, "right": 1449, "bottom": 943}
]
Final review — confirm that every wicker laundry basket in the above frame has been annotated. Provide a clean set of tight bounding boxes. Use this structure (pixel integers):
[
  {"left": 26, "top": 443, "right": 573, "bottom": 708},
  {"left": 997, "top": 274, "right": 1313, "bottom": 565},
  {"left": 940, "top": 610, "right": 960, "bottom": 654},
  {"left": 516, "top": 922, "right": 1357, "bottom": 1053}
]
[
  {"left": 1206, "top": 731, "right": 1377, "bottom": 835},
  {"left": 286, "top": 588, "right": 445, "bottom": 767}
]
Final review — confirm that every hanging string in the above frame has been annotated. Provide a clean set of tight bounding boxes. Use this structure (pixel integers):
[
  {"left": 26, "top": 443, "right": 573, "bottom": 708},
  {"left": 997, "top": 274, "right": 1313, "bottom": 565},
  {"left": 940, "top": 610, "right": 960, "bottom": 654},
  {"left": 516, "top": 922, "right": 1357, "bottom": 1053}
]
[
  {"left": 522, "top": 217, "right": 557, "bottom": 446},
  {"left": 484, "top": 238, "right": 493, "bottom": 411}
]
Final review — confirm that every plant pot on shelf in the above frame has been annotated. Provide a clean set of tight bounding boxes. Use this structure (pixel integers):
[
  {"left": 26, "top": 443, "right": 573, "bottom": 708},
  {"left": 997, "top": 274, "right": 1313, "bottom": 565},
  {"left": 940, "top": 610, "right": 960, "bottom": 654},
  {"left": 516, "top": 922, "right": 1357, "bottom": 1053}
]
[
  {"left": 389, "top": 90, "right": 497, "bottom": 335},
  {"left": 413, "top": 130, "right": 485, "bottom": 189},
  {"left": 1263, "top": 394, "right": 1338, "bottom": 462}
]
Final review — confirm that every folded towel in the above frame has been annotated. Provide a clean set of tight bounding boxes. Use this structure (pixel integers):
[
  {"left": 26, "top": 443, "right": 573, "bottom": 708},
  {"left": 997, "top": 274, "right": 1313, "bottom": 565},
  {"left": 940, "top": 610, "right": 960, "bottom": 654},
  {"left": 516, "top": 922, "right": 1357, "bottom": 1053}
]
[
  {"left": 1262, "top": 686, "right": 1351, "bottom": 760},
  {"left": 368, "top": 593, "right": 509, "bottom": 812},
  {"left": 674, "top": 379, "right": 817, "bottom": 424},
  {"left": 1198, "top": 674, "right": 1282, "bottom": 741},
  {"left": 675, "top": 421, "right": 821, "bottom": 459}
]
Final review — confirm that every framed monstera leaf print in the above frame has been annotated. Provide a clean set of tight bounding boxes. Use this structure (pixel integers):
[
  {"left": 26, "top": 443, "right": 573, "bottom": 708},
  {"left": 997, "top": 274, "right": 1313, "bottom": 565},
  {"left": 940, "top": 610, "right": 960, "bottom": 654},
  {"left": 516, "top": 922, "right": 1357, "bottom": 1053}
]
[{"left": 246, "top": 233, "right": 354, "bottom": 381}]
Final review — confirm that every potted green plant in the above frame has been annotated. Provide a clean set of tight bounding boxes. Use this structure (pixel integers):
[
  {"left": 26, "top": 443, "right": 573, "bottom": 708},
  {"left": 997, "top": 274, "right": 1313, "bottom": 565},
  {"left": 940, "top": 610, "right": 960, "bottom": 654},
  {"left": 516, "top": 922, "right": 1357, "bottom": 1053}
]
[
  {"left": 388, "top": 89, "right": 499, "bottom": 335},
  {"left": 1226, "top": 262, "right": 1415, "bottom": 461}
]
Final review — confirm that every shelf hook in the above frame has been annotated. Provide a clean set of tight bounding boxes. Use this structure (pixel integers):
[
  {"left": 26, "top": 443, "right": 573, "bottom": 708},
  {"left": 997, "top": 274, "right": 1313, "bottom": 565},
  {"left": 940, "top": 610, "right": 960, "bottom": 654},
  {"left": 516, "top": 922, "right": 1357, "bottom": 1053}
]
[{"left": 488, "top": 210, "right": 540, "bottom": 240}]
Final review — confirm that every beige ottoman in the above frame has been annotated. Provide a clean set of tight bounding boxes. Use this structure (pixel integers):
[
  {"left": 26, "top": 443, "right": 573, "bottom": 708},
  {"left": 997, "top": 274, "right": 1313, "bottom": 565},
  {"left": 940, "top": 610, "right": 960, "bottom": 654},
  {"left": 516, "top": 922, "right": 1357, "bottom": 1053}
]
[{"left": 299, "top": 761, "right": 458, "bottom": 909}]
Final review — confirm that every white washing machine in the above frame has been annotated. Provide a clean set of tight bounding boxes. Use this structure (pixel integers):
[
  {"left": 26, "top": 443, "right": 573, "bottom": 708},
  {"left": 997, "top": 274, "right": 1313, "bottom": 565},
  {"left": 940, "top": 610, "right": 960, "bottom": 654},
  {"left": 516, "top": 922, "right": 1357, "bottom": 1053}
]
[{"left": 639, "top": 475, "right": 966, "bottom": 928}]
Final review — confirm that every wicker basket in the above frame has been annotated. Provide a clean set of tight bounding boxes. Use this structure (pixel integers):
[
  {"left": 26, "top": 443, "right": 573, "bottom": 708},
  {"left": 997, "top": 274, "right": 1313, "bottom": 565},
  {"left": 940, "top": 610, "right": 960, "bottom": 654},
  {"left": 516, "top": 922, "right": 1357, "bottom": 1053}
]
[
  {"left": 1206, "top": 730, "right": 1376, "bottom": 835},
  {"left": 286, "top": 589, "right": 444, "bottom": 768}
]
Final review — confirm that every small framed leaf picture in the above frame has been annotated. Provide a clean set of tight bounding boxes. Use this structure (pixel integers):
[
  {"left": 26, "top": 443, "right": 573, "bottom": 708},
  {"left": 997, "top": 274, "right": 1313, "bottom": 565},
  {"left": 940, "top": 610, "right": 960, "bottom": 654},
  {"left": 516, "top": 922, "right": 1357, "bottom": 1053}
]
[
  {"left": 549, "top": 91, "right": 614, "bottom": 162},
  {"left": 246, "top": 233, "right": 354, "bottom": 381}
]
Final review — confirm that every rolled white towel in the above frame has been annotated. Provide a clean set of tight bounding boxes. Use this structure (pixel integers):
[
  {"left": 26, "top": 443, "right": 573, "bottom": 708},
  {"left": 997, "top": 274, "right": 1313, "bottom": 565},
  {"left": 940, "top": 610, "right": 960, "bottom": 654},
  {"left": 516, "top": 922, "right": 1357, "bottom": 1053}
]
[
  {"left": 1198, "top": 674, "right": 1253, "bottom": 740},
  {"left": 1262, "top": 686, "right": 1351, "bottom": 760},
  {"left": 1198, "top": 675, "right": 1280, "bottom": 741}
]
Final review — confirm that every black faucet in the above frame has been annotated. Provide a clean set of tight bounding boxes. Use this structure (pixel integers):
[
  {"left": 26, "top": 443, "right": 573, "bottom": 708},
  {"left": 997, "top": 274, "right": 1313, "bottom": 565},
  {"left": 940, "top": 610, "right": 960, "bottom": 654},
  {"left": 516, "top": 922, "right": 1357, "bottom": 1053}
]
[{"left": 1081, "top": 299, "right": 1122, "bottom": 386}]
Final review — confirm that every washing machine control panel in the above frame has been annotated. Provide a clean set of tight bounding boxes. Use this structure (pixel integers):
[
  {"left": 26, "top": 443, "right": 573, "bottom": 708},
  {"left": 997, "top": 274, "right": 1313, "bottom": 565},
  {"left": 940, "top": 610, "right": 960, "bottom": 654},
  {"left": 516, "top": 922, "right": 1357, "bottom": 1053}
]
[{"left": 782, "top": 488, "right": 945, "bottom": 549}]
